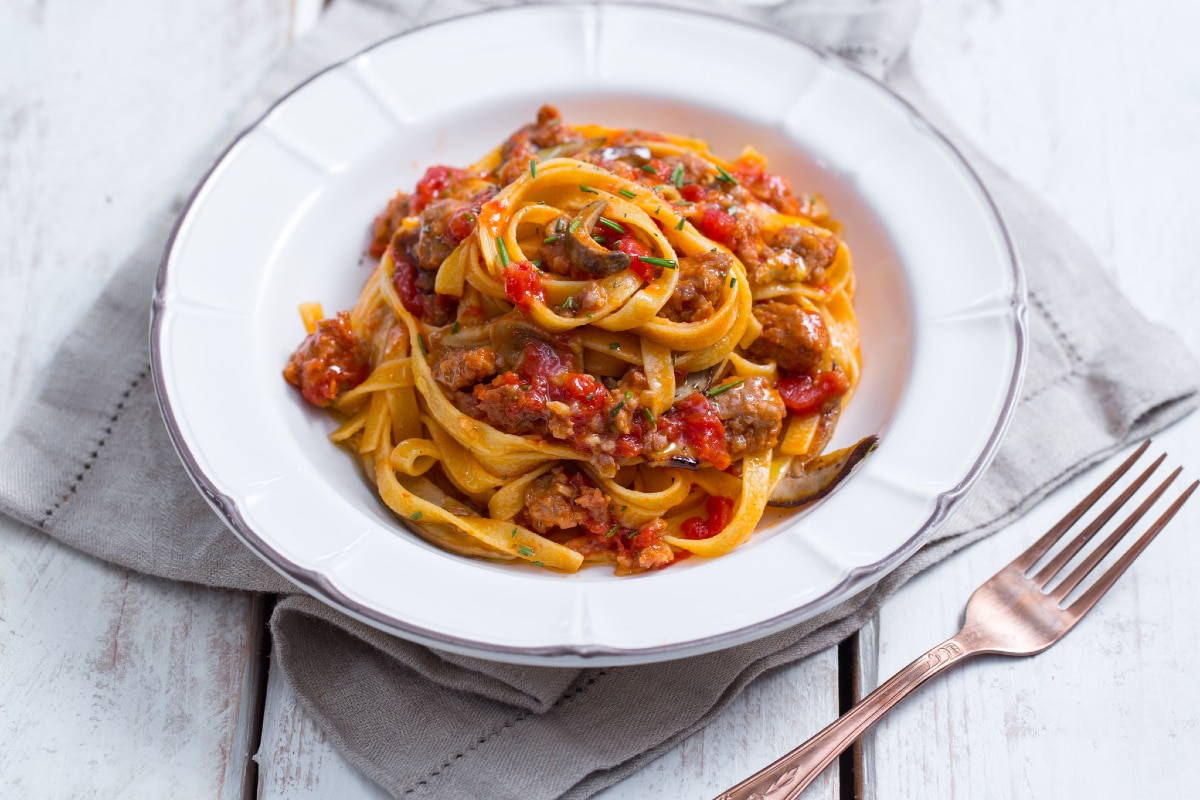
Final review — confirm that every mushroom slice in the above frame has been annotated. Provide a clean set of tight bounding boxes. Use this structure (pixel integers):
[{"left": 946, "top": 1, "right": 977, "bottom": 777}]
[
  {"left": 564, "top": 200, "right": 631, "bottom": 276},
  {"left": 767, "top": 435, "right": 879, "bottom": 508},
  {"left": 666, "top": 455, "right": 701, "bottom": 471},
  {"left": 489, "top": 313, "right": 582, "bottom": 371}
]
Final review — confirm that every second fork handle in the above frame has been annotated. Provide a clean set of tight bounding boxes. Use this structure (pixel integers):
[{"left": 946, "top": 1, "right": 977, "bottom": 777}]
[{"left": 713, "top": 634, "right": 976, "bottom": 800}]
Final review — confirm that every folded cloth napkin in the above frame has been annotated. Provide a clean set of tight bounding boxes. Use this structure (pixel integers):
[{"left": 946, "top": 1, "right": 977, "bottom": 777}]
[{"left": 3, "top": 1, "right": 1198, "bottom": 798}]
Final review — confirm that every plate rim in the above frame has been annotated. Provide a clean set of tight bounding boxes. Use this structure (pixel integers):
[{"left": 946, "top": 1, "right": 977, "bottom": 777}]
[{"left": 151, "top": 1, "right": 1027, "bottom": 665}]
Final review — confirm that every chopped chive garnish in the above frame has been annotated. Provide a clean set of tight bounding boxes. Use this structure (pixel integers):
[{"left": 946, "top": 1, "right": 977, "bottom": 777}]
[
  {"left": 610, "top": 400, "right": 625, "bottom": 417},
  {"left": 706, "top": 378, "right": 746, "bottom": 397},
  {"left": 608, "top": 342, "right": 621, "bottom": 350},
  {"left": 728, "top": 204, "right": 739, "bottom": 216},
  {"left": 639, "top": 256, "right": 677, "bottom": 269},
  {"left": 640, "top": 163, "right": 657, "bottom": 173},
  {"left": 674, "top": 200, "right": 694, "bottom": 207},
  {"left": 580, "top": 184, "right": 599, "bottom": 194},
  {"left": 715, "top": 164, "right": 737, "bottom": 184},
  {"left": 730, "top": 276, "right": 737, "bottom": 288},
  {"left": 561, "top": 295, "right": 579, "bottom": 310},
  {"left": 568, "top": 219, "right": 581, "bottom": 234},
  {"left": 530, "top": 159, "right": 537, "bottom": 177},
  {"left": 586, "top": 393, "right": 595, "bottom": 401},
  {"left": 417, "top": 335, "right": 428, "bottom": 357},
  {"left": 594, "top": 236, "right": 607, "bottom": 245},
  {"left": 620, "top": 505, "right": 627, "bottom": 512},
  {"left": 669, "top": 163, "right": 685, "bottom": 189},
  {"left": 533, "top": 561, "right": 543, "bottom": 567},
  {"left": 451, "top": 319, "right": 459, "bottom": 333},
  {"left": 654, "top": 206, "right": 662, "bottom": 215},
  {"left": 625, "top": 390, "right": 632, "bottom": 399},
  {"left": 544, "top": 235, "right": 560, "bottom": 244},
  {"left": 625, "top": 528, "right": 638, "bottom": 539},
  {"left": 643, "top": 407, "right": 656, "bottom": 428},
  {"left": 598, "top": 217, "right": 625, "bottom": 234},
  {"left": 556, "top": 217, "right": 568, "bottom": 233},
  {"left": 674, "top": 217, "right": 686, "bottom": 230},
  {"left": 518, "top": 545, "right": 534, "bottom": 557},
  {"left": 496, "top": 236, "right": 510, "bottom": 266},
  {"left": 410, "top": 511, "right": 423, "bottom": 520},
  {"left": 532, "top": 260, "right": 542, "bottom": 269},
  {"left": 511, "top": 527, "right": 517, "bottom": 537},
  {"left": 605, "top": 524, "right": 620, "bottom": 538},
  {"left": 618, "top": 188, "right": 637, "bottom": 199}
]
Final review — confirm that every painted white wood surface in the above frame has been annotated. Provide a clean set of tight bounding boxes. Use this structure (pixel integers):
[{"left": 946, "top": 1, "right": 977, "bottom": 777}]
[
  {"left": 0, "top": 1, "right": 296, "bottom": 797},
  {"left": 860, "top": 1, "right": 1200, "bottom": 798}
]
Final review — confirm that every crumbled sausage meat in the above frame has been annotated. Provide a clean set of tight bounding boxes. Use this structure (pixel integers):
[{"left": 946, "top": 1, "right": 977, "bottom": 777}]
[
  {"left": 522, "top": 466, "right": 611, "bottom": 534},
  {"left": 431, "top": 346, "right": 498, "bottom": 391},
  {"left": 662, "top": 250, "right": 732, "bottom": 323},
  {"left": 746, "top": 302, "right": 830, "bottom": 374},
  {"left": 753, "top": 226, "right": 839, "bottom": 287},
  {"left": 709, "top": 376, "right": 786, "bottom": 458}
]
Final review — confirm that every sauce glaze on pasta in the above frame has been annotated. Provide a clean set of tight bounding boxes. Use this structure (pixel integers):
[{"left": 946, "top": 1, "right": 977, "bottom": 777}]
[{"left": 284, "top": 106, "right": 861, "bottom": 575}]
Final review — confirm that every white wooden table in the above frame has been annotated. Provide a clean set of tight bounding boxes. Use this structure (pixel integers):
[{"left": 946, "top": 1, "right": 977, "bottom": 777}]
[{"left": 3, "top": 1, "right": 1198, "bottom": 797}]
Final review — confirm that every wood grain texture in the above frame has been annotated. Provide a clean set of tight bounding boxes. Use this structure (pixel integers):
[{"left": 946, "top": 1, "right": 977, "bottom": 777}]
[
  {"left": 255, "top": 646, "right": 841, "bottom": 799},
  {"left": 0, "top": 521, "right": 267, "bottom": 798},
  {"left": 860, "top": 1, "right": 1200, "bottom": 797},
  {"left": 0, "top": 1, "right": 296, "bottom": 797}
]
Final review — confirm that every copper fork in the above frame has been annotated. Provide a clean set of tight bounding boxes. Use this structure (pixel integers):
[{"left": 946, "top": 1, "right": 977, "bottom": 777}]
[{"left": 716, "top": 441, "right": 1197, "bottom": 800}]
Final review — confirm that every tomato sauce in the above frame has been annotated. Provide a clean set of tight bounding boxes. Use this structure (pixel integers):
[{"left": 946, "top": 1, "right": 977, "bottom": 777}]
[{"left": 681, "top": 495, "right": 735, "bottom": 540}]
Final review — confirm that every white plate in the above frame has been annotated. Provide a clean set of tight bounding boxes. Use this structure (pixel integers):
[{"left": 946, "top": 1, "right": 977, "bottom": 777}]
[{"left": 152, "top": 4, "right": 1025, "bottom": 666}]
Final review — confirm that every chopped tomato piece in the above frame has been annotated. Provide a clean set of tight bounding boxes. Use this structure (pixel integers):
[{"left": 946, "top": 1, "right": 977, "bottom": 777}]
[
  {"left": 698, "top": 204, "right": 737, "bottom": 245},
  {"left": 504, "top": 260, "right": 545, "bottom": 312},
  {"left": 681, "top": 495, "right": 735, "bottom": 540},
  {"left": 412, "top": 165, "right": 462, "bottom": 214},
  {"left": 777, "top": 370, "right": 850, "bottom": 415},
  {"left": 614, "top": 235, "right": 653, "bottom": 281},
  {"left": 679, "top": 182, "right": 706, "bottom": 203},
  {"left": 663, "top": 392, "right": 731, "bottom": 470},
  {"left": 446, "top": 205, "right": 477, "bottom": 241}
]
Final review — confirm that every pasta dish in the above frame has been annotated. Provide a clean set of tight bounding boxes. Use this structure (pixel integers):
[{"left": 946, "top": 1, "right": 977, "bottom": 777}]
[{"left": 283, "top": 106, "right": 872, "bottom": 575}]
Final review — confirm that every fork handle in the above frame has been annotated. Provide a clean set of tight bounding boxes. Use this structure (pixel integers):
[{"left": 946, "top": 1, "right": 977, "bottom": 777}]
[{"left": 713, "top": 634, "right": 976, "bottom": 800}]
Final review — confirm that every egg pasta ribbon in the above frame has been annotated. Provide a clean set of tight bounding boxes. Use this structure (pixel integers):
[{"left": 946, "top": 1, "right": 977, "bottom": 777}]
[{"left": 282, "top": 106, "right": 861, "bottom": 575}]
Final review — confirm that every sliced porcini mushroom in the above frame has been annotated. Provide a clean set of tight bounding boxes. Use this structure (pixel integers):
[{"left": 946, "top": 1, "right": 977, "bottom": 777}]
[
  {"left": 673, "top": 366, "right": 718, "bottom": 402},
  {"left": 594, "top": 145, "right": 653, "bottom": 165},
  {"left": 563, "top": 200, "right": 631, "bottom": 276},
  {"left": 489, "top": 313, "right": 582, "bottom": 371},
  {"left": 536, "top": 136, "right": 605, "bottom": 161},
  {"left": 767, "top": 434, "right": 879, "bottom": 508},
  {"left": 666, "top": 455, "right": 701, "bottom": 471}
]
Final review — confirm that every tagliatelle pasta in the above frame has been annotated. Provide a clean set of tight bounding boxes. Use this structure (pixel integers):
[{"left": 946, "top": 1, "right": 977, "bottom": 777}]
[{"left": 283, "top": 106, "right": 862, "bottom": 575}]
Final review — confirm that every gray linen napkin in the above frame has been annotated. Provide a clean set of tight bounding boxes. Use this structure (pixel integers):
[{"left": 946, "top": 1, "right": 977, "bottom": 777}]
[{"left": 2, "top": 1, "right": 1199, "bottom": 798}]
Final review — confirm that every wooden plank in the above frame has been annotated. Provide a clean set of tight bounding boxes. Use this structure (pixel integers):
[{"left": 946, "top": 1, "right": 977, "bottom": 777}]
[
  {"left": 0, "top": 1, "right": 298, "bottom": 796},
  {"left": 0, "top": 519, "right": 268, "bottom": 799},
  {"left": 256, "top": 645, "right": 842, "bottom": 799},
  {"left": 861, "top": 0, "right": 1200, "bottom": 796}
]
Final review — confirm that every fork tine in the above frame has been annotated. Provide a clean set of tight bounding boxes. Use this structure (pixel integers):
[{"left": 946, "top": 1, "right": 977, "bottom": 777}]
[
  {"left": 1049, "top": 466, "right": 1180, "bottom": 602},
  {"left": 1064, "top": 478, "right": 1197, "bottom": 617},
  {"left": 1031, "top": 453, "right": 1166, "bottom": 587},
  {"left": 1011, "top": 440, "right": 1152, "bottom": 573}
]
